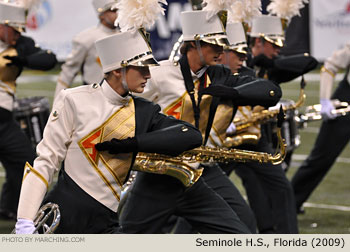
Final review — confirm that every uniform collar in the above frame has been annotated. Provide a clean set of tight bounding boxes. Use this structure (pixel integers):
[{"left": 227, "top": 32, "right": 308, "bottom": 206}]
[
  {"left": 101, "top": 79, "right": 130, "bottom": 106},
  {"left": 191, "top": 66, "right": 208, "bottom": 79}
]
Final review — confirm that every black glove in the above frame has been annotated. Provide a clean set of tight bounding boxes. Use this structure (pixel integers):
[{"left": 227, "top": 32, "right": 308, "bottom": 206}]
[
  {"left": 3, "top": 55, "right": 27, "bottom": 67},
  {"left": 199, "top": 85, "right": 239, "bottom": 99},
  {"left": 95, "top": 137, "right": 138, "bottom": 154},
  {"left": 251, "top": 54, "right": 275, "bottom": 68}
]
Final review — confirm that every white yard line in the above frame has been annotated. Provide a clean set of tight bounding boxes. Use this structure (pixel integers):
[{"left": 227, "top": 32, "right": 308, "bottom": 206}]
[{"left": 303, "top": 202, "right": 350, "bottom": 212}]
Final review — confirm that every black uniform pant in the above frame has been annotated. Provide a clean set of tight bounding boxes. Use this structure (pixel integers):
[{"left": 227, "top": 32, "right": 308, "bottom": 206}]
[
  {"left": 0, "top": 108, "right": 36, "bottom": 216},
  {"left": 291, "top": 79, "right": 350, "bottom": 210},
  {"left": 119, "top": 171, "right": 251, "bottom": 234},
  {"left": 201, "top": 163, "right": 256, "bottom": 232},
  {"left": 44, "top": 170, "right": 120, "bottom": 234},
  {"left": 170, "top": 163, "right": 257, "bottom": 233},
  {"left": 222, "top": 132, "right": 298, "bottom": 234}
]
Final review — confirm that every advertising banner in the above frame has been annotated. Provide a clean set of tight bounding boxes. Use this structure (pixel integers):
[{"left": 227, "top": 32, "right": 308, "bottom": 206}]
[
  {"left": 25, "top": 0, "right": 192, "bottom": 61},
  {"left": 25, "top": 0, "right": 98, "bottom": 61},
  {"left": 310, "top": 0, "right": 350, "bottom": 61}
]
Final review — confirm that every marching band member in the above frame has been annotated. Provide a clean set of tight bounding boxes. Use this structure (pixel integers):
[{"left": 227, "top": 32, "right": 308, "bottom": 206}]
[
  {"left": 118, "top": 2, "right": 282, "bottom": 233},
  {"left": 53, "top": 0, "right": 119, "bottom": 99},
  {"left": 292, "top": 44, "right": 350, "bottom": 214},
  {"left": 0, "top": 2, "right": 56, "bottom": 220},
  {"left": 239, "top": 1, "right": 317, "bottom": 232},
  {"left": 218, "top": 18, "right": 298, "bottom": 234},
  {"left": 15, "top": 8, "right": 203, "bottom": 232},
  {"left": 248, "top": 15, "right": 317, "bottom": 86}
]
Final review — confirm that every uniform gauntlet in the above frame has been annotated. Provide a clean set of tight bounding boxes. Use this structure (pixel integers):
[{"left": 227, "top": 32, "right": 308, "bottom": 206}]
[
  {"left": 3, "top": 55, "right": 27, "bottom": 67},
  {"left": 95, "top": 137, "right": 139, "bottom": 154},
  {"left": 199, "top": 85, "right": 238, "bottom": 98}
]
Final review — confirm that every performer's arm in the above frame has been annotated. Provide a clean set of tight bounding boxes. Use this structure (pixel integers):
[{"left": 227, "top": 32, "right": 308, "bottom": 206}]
[{"left": 17, "top": 90, "right": 74, "bottom": 222}]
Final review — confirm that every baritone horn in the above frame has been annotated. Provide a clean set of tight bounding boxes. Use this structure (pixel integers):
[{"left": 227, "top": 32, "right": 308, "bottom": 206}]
[{"left": 11, "top": 202, "right": 60, "bottom": 234}]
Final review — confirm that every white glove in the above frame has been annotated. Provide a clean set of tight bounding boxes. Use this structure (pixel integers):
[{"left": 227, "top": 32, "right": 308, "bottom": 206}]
[
  {"left": 320, "top": 98, "right": 337, "bottom": 121},
  {"left": 226, "top": 122, "right": 237, "bottom": 135},
  {"left": 15, "top": 218, "right": 36, "bottom": 234}
]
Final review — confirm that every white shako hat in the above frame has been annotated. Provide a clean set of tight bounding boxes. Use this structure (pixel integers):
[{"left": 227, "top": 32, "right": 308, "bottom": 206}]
[
  {"left": 95, "top": 29, "right": 159, "bottom": 73},
  {"left": 0, "top": 2, "right": 26, "bottom": 33},
  {"left": 225, "top": 22, "right": 247, "bottom": 54},
  {"left": 250, "top": 15, "right": 284, "bottom": 48},
  {"left": 180, "top": 10, "right": 229, "bottom": 47},
  {"left": 92, "top": 0, "right": 116, "bottom": 14}
]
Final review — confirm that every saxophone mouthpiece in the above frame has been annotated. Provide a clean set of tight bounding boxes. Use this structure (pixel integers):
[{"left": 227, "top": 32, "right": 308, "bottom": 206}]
[
  {"left": 277, "top": 106, "right": 285, "bottom": 128},
  {"left": 300, "top": 75, "right": 306, "bottom": 89}
]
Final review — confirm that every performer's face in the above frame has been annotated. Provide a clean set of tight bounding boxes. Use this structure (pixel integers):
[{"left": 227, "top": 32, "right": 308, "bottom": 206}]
[
  {"left": 218, "top": 50, "right": 246, "bottom": 74},
  {"left": 0, "top": 24, "right": 20, "bottom": 46},
  {"left": 200, "top": 43, "right": 224, "bottom": 66},
  {"left": 100, "top": 10, "right": 118, "bottom": 29},
  {"left": 263, "top": 41, "right": 281, "bottom": 59},
  {"left": 126, "top": 66, "right": 151, "bottom": 93}
]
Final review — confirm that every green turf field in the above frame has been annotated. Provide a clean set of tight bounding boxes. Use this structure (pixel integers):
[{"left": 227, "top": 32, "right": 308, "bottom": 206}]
[{"left": 0, "top": 70, "right": 349, "bottom": 234}]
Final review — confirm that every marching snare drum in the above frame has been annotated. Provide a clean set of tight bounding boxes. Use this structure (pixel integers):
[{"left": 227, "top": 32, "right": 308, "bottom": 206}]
[{"left": 14, "top": 96, "right": 50, "bottom": 148}]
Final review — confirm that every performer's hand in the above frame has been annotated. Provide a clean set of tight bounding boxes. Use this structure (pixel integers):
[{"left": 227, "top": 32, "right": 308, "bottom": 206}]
[
  {"left": 251, "top": 54, "right": 274, "bottom": 68},
  {"left": 15, "top": 218, "right": 36, "bottom": 234},
  {"left": 3, "top": 55, "right": 27, "bottom": 67},
  {"left": 95, "top": 137, "right": 138, "bottom": 154},
  {"left": 199, "top": 85, "right": 238, "bottom": 99},
  {"left": 320, "top": 98, "right": 337, "bottom": 121}
]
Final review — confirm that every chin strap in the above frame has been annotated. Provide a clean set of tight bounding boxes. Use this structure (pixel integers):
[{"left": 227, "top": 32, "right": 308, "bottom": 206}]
[
  {"left": 195, "top": 40, "right": 206, "bottom": 66},
  {"left": 225, "top": 51, "right": 230, "bottom": 67},
  {"left": 121, "top": 67, "right": 129, "bottom": 93}
]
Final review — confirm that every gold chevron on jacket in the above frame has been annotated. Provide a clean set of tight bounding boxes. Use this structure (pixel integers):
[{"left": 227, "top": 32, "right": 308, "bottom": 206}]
[{"left": 79, "top": 98, "right": 136, "bottom": 193}]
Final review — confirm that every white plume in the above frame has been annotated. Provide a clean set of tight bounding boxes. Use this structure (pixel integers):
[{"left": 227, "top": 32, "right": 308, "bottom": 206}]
[
  {"left": 228, "top": 0, "right": 261, "bottom": 24},
  {"left": 203, "top": 0, "right": 238, "bottom": 20},
  {"left": 267, "top": 0, "right": 307, "bottom": 21},
  {"left": 228, "top": 1, "right": 244, "bottom": 23},
  {"left": 114, "top": 0, "right": 167, "bottom": 32},
  {"left": 203, "top": 0, "right": 238, "bottom": 12},
  {"left": 243, "top": 0, "right": 261, "bottom": 23}
]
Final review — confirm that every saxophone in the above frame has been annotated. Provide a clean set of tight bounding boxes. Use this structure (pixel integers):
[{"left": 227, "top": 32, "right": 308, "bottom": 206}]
[
  {"left": 297, "top": 100, "right": 350, "bottom": 127},
  {"left": 224, "top": 79, "right": 306, "bottom": 147},
  {"left": 233, "top": 81, "right": 306, "bottom": 134},
  {"left": 133, "top": 124, "right": 286, "bottom": 187}
]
